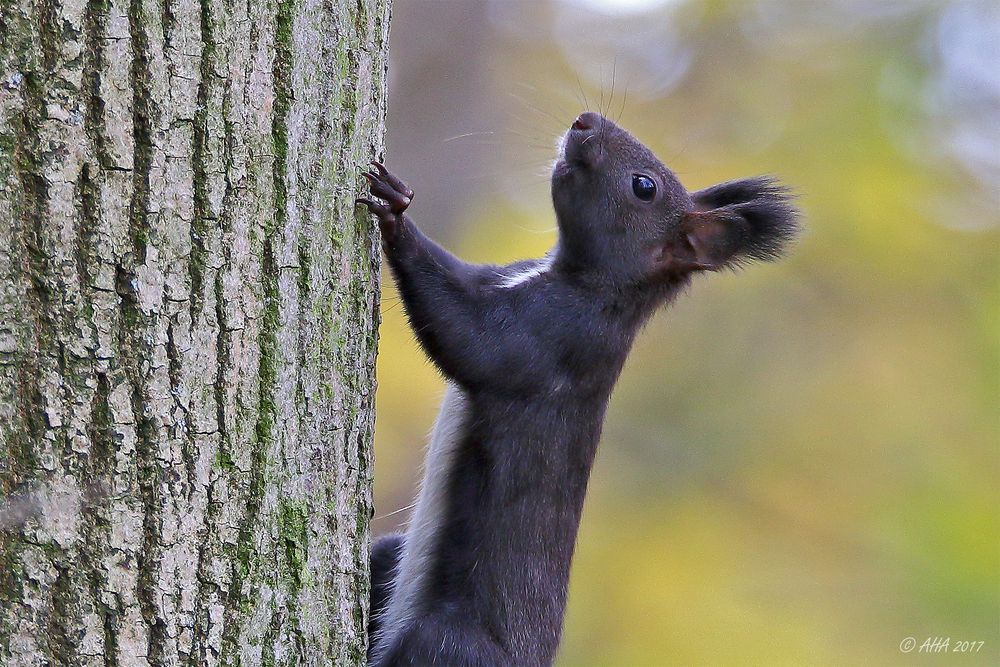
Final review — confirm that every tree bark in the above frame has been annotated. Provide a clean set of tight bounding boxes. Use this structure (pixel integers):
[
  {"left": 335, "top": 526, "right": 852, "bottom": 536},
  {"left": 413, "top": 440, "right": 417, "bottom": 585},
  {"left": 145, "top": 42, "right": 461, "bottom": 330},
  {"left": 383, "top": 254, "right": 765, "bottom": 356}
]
[{"left": 0, "top": 0, "right": 390, "bottom": 663}]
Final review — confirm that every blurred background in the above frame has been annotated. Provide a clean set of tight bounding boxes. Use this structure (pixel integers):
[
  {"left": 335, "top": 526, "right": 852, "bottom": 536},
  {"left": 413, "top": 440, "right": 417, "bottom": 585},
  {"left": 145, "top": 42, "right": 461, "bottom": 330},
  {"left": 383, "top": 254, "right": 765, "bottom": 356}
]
[{"left": 373, "top": 1, "right": 999, "bottom": 664}]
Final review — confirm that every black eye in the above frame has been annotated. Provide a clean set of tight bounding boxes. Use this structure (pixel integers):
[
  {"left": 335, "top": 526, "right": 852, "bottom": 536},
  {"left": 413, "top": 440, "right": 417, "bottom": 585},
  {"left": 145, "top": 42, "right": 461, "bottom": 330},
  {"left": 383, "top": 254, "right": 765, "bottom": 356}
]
[{"left": 632, "top": 174, "right": 656, "bottom": 201}]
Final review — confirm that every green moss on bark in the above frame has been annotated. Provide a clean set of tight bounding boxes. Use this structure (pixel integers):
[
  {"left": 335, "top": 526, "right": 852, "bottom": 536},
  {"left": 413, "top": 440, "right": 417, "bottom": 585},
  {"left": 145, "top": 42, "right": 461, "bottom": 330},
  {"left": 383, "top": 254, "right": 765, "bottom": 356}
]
[{"left": 278, "top": 499, "right": 309, "bottom": 593}]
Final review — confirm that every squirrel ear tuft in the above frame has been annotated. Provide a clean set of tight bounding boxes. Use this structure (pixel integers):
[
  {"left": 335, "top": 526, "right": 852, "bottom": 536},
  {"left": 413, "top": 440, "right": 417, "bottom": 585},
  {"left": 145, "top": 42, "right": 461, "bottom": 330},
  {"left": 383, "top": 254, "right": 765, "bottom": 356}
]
[
  {"left": 654, "top": 177, "right": 799, "bottom": 274},
  {"left": 689, "top": 176, "right": 800, "bottom": 267}
]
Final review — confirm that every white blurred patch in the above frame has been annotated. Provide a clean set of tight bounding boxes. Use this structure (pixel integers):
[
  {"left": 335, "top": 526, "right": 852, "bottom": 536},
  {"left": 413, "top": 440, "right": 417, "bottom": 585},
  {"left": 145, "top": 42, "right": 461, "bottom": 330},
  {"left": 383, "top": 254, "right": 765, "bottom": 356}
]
[{"left": 560, "top": 0, "right": 683, "bottom": 16}]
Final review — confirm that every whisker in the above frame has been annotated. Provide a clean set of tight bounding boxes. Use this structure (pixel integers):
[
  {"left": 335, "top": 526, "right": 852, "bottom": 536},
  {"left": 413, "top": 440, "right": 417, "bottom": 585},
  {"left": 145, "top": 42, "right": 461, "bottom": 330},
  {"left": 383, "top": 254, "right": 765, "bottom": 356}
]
[
  {"left": 513, "top": 224, "right": 559, "bottom": 234},
  {"left": 507, "top": 92, "right": 565, "bottom": 129},
  {"left": 461, "top": 161, "right": 557, "bottom": 182},
  {"left": 493, "top": 124, "right": 553, "bottom": 145},
  {"left": 609, "top": 57, "right": 617, "bottom": 120},
  {"left": 442, "top": 131, "right": 496, "bottom": 143},
  {"left": 599, "top": 66, "right": 605, "bottom": 117},
  {"left": 576, "top": 73, "right": 590, "bottom": 111},
  {"left": 569, "top": 79, "right": 586, "bottom": 111},
  {"left": 373, "top": 501, "right": 418, "bottom": 521},
  {"left": 616, "top": 79, "right": 629, "bottom": 125},
  {"left": 513, "top": 81, "right": 572, "bottom": 120}
]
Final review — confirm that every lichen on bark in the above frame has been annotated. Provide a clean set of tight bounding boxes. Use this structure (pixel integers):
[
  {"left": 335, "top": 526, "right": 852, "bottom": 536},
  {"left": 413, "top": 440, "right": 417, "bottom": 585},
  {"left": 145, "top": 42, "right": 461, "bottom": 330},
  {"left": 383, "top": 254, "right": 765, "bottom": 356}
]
[{"left": 0, "top": 0, "right": 390, "bottom": 664}]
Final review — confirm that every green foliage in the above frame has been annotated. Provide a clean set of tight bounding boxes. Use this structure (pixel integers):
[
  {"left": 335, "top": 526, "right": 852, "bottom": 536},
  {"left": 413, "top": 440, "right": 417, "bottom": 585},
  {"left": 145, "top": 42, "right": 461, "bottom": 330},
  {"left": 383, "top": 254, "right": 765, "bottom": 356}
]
[{"left": 374, "top": 1, "right": 999, "bottom": 664}]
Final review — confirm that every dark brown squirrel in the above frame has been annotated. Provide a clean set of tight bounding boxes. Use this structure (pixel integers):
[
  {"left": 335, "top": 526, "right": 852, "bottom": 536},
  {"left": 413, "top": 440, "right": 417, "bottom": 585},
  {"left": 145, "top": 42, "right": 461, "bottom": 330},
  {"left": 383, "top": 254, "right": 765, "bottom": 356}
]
[{"left": 357, "top": 111, "right": 800, "bottom": 667}]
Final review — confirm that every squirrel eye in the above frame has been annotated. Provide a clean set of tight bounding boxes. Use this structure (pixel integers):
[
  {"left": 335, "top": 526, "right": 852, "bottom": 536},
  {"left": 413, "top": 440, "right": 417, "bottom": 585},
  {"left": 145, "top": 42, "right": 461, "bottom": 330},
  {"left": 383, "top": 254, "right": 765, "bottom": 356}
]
[{"left": 632, "top": 174, "right": 656, "bottom": 201}]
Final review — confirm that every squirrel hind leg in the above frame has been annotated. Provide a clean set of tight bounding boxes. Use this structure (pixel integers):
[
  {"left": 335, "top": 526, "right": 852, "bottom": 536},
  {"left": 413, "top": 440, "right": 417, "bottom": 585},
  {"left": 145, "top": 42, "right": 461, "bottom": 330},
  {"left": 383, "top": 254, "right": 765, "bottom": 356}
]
[
  {"left": 373, "top": 614, "right": 509, "bottom": 667},
  {"left": 368, "top": 533, "right": 406, "bottom": 654}
]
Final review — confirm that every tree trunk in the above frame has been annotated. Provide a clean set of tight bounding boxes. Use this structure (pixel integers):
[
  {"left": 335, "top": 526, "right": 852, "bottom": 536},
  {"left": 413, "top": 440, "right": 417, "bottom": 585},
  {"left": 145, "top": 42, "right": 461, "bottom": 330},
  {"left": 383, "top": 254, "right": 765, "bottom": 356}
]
[{"left": 0, "top": 0, "right": 390, "bottom": 663}]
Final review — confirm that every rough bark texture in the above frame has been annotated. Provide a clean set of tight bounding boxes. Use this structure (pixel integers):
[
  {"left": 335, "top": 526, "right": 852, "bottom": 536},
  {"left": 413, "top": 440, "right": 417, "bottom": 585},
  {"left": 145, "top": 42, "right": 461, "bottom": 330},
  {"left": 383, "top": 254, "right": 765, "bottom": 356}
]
[{"left": 0, "top": 0, "right": 390, "bottom": 663}]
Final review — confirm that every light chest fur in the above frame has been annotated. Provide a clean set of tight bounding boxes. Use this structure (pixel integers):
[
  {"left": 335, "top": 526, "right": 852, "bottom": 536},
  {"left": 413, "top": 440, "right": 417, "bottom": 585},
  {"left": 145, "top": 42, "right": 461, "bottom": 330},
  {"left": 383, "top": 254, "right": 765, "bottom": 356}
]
[{"left": 373, "top": 383, "right": 468, "bottom": 654}]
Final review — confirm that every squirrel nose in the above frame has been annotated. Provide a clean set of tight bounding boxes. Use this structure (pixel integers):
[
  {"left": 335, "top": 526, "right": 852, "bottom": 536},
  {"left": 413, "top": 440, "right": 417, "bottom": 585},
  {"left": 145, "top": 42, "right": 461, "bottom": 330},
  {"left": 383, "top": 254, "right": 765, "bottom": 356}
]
[{"left": 572, "top": 112, "right": 602, "bottom": 130}]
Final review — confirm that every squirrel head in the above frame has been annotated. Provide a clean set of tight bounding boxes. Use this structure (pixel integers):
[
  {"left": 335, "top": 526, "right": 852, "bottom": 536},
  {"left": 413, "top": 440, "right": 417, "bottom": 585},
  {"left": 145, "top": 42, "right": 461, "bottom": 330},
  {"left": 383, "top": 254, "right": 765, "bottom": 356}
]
[{"left": 551, "top": 111, "right": 799, "bottom": 287}]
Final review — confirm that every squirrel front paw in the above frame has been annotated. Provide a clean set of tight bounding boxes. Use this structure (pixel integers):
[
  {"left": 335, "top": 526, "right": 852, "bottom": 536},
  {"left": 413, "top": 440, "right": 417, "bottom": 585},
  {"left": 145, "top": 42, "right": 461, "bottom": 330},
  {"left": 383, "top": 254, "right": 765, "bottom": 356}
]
[{"left": 357, "top": 161, "right": 414, "bottom": 244}]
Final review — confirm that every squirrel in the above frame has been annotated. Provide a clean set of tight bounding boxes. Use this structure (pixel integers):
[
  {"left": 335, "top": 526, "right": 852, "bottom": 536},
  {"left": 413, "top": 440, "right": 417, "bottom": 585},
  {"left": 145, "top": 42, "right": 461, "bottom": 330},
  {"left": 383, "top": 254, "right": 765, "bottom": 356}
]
[{"left": 357, "top": 111, "right": 799, "bottom": 666}]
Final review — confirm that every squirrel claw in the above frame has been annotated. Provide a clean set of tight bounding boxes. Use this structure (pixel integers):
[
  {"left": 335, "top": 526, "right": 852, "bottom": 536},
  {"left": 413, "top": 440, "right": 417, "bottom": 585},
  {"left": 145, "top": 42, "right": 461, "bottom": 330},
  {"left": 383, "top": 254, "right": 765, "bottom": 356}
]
[
  {"left": 356, "top": 197, "right": 390, "bottom": 217},
  {"left": 361, "top": 161, "right": 413, "bottom": 215}
]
